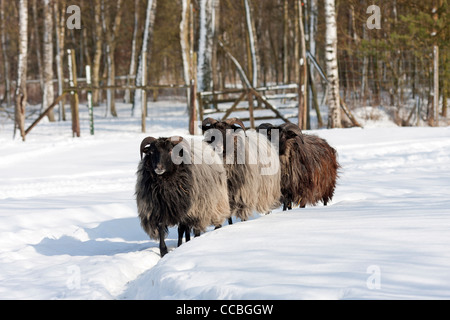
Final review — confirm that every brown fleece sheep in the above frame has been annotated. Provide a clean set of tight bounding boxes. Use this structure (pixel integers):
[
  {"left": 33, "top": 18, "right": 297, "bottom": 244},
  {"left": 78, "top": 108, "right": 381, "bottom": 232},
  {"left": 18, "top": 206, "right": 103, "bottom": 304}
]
[{"left": 257, "top": 122, "right": 340, "bottom": 210}]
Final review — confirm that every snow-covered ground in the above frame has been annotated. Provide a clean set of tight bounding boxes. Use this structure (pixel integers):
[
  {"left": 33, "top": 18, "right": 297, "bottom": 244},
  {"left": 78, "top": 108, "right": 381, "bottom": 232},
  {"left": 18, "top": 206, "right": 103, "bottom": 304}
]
[{"left": 1, "top": 100, "right": 449, "bottom": 299}]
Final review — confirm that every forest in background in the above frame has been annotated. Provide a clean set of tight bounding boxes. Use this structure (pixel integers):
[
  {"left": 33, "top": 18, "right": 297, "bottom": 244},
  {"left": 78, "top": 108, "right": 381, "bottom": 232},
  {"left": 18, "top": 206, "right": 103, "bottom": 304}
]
[{"left": 0, "top": 0, "right": 449, "bottom": 137}]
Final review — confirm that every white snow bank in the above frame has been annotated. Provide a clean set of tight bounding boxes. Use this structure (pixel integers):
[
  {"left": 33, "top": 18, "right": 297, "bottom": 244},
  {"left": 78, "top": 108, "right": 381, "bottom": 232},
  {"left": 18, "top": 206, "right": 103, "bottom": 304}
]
[{"left": 1, "top": 101, "right": 449, "bottom": 299}]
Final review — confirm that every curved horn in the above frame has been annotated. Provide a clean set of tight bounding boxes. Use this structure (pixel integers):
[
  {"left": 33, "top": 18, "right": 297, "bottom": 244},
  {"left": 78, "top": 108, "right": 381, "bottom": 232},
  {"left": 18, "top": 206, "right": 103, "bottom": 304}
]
[
  {"left": 224, "top": 117, "right": 246, "bottom": 131},
  {"left": 201, "top": 117, "right": 219, "bottom": 132},
  {"left": 169, "top": 135, "right": 184, "bottom": 145},
  {"left": 257, "top": 122, "right": 275, "bottom": 132},
  {"left": 140, "top": 136, "right": 157, "bottom": 159}
]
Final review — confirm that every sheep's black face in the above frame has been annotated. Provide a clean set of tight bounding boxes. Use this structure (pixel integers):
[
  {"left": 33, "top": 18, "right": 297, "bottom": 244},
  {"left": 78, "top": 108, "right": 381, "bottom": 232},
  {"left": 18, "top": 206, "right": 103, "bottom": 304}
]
[{"left": 143, "top": 138, "right": 182, "bottom": 177}]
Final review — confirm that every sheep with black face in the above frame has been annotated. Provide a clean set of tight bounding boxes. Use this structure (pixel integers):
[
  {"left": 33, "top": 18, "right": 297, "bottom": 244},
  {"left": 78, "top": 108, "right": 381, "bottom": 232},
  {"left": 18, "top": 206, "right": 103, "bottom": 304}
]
[
  {"left": 135, "top": 136, "right": 230, "bottom": 257},
  {"left": 201, "top": 118, "right": 281, "bottom": 223}
]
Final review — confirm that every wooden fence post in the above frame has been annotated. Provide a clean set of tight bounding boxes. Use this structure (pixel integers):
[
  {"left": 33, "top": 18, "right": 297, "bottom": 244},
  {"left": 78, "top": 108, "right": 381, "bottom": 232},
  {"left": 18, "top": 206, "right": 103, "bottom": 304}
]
[{"left": 67, "top": 49, "right": 80, "bottom": 137}]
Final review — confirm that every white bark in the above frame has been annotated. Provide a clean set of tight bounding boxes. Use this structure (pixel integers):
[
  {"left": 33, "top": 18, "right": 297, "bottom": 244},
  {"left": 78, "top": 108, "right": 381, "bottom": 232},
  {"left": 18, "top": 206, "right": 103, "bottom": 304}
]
[
  {"left": 31, "top": 0, "right": 44, "bottom": 94},
  {"left": 124, "top": 0, "right": 139, "bottom": 104},
  {"left": 104, "top": 0, "right": 123, "bottom": 117},
  {"left": 15, "top": 0, "right": 28, "bottom": 140},
  {"left": 244, "top": 0, "right": 258, "bottom": 87},
  {"left": 197, "top": 0, "right": 215, "bottom": 92},
  {"left": 324, "top": 0, "right": 341, "bottom": 128},
  {"left": 54, "top": 0, "right": 66, "bottom": 120},
  {"left": 133, "top": 0, "right": 157, "bottom": 113},
  {"left": 43, "top": 0, "right": 55, "bottom": 121},
  {"left": 92, "top": 0, "right": 103, "bottom": 105},
  {"left": 180, "top": 0, "right": 190, "bottom": 86},
  {"left": 309, "top": 0, "right": 317, "bottom": 57},
  {"left": 0, "top": 0, "right": 11, "bottom": 107}
]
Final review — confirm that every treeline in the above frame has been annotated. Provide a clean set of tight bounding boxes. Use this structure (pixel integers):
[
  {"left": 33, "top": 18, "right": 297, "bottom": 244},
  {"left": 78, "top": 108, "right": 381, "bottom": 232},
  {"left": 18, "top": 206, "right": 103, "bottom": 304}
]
[{"left": 1, "top": 0, "right": 448, "bottom": 130}]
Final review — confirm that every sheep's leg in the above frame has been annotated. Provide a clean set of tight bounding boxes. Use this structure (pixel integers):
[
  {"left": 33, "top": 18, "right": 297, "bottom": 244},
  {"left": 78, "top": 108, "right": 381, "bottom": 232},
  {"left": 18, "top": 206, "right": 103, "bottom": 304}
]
[
  {"left": 185, "top": 227, "right": 191, "bottom": 242},
  {"left": 177, "top": 224, "right": 186, "bottom": 247},
  {"left": 194, "top": 229, "right": 200, "bottom": 237},
  {"left": 158, "top": 225, "right": 168, "bottom": 257},
  {"left": 228, "top": 217, "right": 233, "bottom": 225}
]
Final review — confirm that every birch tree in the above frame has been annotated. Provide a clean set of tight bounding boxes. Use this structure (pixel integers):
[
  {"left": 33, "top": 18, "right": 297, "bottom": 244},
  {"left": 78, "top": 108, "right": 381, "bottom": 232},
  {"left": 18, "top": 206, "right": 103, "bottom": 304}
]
[
  {"left": 133, "top": 0, "right": 157, "bottom": 113},
  {"left": 124, "top": 0, "right": 140, "bottom": 104},
  {"left": 43, "top": 0, "right": 55, "bottom": 121},
  {"left": 104, "top": 0, "right": 124, "bottom": 117},
  {"left": 324, "top": 0, "right": 341, "bottom": 128},
  {"left": 31, "top": 0, "right": 44, "bottom": 94},
  {"left": 15, "top": 0, "right": 28, "bottom": 141},
  {"left": 54, "top": 0, "right": 66, "bottom": 120},
  {"left": 197, "top": 0, "right": 215, "bottom": 92},
  {"left": 243, "top": 0, "right": 258, "bottom": 87},
  {"left": 92, "top": 0, "right": 103, "bottom": 106},
  {"left": 180, "top": 0, "right": 190, "bottom": 101},
  {"left": 0, "top": 0, "right": 11, "bottom": 107}
]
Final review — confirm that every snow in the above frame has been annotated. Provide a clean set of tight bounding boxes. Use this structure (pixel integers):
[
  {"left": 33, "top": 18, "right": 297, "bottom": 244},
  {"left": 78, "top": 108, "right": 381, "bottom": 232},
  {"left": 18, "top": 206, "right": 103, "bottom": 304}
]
[{"left": 1, "top": 101, "right": 450, "bottom": 299}]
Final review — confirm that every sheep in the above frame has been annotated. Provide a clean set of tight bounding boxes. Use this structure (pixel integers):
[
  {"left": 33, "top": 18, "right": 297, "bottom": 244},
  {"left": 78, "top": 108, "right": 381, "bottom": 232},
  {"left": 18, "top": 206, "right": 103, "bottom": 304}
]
[
  {"left": 201, "top": 117, "right": 281, "bottom": 223},
  {"left": 257, "top": 122, "right": 340, "bottom": 210},
  {"left": 135, "top": 135, "right": 230, "bottom": 257}
]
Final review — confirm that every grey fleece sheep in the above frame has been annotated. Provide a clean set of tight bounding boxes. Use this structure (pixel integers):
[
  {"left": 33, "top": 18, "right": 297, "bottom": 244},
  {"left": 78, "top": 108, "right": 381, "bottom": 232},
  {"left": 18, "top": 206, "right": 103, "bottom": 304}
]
[
  {"left": 136, "top": 136, "right": 230, "bottom": 257},
  {"left": 201, "top": 118, "right": 281, "bottom": 222}
]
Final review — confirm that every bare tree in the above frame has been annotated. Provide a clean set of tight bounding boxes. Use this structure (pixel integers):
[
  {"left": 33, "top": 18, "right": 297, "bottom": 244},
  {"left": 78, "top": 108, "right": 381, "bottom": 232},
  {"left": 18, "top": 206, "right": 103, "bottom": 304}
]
[
  {"left": 54, "top": 0, "right": 66, "bottom": 120},
  {"left": 324, "top": 0, "right": 341, "bottom": 128},
  {"left": 43, "top": 0, "right": 55, "bottom": 121},
  {"left": 133, "top": 0, "right": 157, "bottom": 113},
  {"left": 92, "top": 0, "right": 103, "bottom": 106},
  {"left": 180, "top": 0, "right": 190, "bottom": 101},
  {"left": 197, "top": 0, "right": 215, "bottom": 92},
  {"left": 243, "top": 0, "right": 259, "bottom": 87},
  {"left": 15, "top": 0, "right": 28, "bottom": 141},
  {"left": 0, "top": 0, "right": 11, "bottom": 107},
  {"left": 124, "top": 0, "right": 140, "bottom": 104},
  {"left": 104, "top": 0, "right": 124, "bottom": 117}
]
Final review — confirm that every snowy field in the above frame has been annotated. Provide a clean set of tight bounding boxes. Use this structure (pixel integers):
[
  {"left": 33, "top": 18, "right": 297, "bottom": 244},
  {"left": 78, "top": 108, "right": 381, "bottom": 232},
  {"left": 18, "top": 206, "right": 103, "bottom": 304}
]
[{"left": 1, "top": 100, "right": 450, "bottom": 299}]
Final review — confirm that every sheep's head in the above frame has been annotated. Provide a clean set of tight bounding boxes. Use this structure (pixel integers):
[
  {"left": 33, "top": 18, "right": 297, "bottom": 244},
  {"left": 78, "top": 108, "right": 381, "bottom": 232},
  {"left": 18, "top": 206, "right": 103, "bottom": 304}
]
[
  {"left": 140, "top": 136, "right": 186, "bottom": 176},
  {"left": 201, "top": 117, "right": 246, "bottom": 158},
  {"left": 279, "top": 123, "right": 304, "bottom": 145}
]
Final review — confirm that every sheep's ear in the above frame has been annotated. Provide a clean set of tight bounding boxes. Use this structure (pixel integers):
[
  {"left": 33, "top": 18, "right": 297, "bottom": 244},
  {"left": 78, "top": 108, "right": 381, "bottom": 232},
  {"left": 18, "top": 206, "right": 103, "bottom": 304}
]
[
  {"left": 170, "top": 136, "right": 184, "bottom": 145},
  {"left": 140, "top": 137, "right": 156, "bottom": 159}
]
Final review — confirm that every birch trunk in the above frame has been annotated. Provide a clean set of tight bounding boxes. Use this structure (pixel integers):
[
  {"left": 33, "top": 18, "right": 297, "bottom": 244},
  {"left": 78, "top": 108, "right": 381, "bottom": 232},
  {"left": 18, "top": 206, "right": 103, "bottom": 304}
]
[
  {"left": 180, "top": 0, "right": 190, "bottom": 104},
  {"left": 133, "top": 0, "right": 157, "bottom": 114},
  {"left": 297, "top": 0, "right": 308, "bottom": 129},
  {"left": 0, "top": 0, "right": 11, "bottom": 107},
  {"left": 43, "top": 0, "right": 55, "bottom": 121},
  {"left": 324, "top": 0, "right": 341, "bottom": 128},
  {"left": 92, "top": 0, "right": 103, "bottom": 106},
  {"left": 309, "top": 0, "right": 317, "bottom": 58},
  {"left": 105, "top": 0, "right": 123, "bottom": 117},
  {"left": 15, "top": 0, "right": 28, "bottom": 141},
  {"left": 124, "top": 0, "right": 139, "bottom": 104},
  {"left": 243, "top": 0, "right": 258, "bottom": 87},
  {"left": 31, "top": 0, "right": 44, "bottom": 95},
  {"left": 197, "top": 0, "right": 215, "bottom": 92},
  {"left": 54, "top": 0, "right": 66, "bottom": 120}
]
